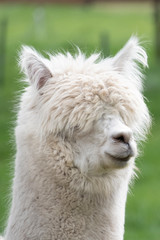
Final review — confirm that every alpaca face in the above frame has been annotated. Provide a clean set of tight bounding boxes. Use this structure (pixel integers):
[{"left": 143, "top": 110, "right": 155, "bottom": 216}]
[
  {"left": 74, "top": 114, "right": 137, "bottom": 175},
  {"left": 19, "top": 37, "right": 151, "bottom": 176}
]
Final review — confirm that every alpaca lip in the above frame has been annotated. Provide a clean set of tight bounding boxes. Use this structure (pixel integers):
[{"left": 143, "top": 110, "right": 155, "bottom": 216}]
[
  {"left": 111, "top": 155, "right": 130, "bottom": 162},
  {"left": 106, "top": 142, "right": 135, "bottom": 163},
  {"left": 107, "top": 153, "right": 131, "bottom": 162}
]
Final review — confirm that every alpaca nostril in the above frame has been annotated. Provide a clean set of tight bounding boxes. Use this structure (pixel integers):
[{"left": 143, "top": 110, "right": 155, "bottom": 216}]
[
  {"left": 112, "top": 131, "right": 132, "bottom": 144},
  {"left": 114, "top": 135, "right": 125, "bottom": 143}
]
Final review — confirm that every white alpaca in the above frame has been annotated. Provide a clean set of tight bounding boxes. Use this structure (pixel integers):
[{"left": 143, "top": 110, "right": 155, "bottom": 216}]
[{"left": 1, "top": 37, "right": 151, "bottom": 240}]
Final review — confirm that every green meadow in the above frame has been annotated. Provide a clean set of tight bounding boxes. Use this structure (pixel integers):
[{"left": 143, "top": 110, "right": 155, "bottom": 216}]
[{"left": 0, "top": 3, "right": 160, "bottom": 239}]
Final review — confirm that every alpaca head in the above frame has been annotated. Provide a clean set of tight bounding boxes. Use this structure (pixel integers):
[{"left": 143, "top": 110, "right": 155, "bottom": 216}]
[{"left": 19, "top": 36, "right": 151, "bottom": 176}]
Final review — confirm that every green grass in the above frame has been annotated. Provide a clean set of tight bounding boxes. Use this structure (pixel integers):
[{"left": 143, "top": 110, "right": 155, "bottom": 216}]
[{"left": 0, "top": 2, "right": 160, "bottom": 239}]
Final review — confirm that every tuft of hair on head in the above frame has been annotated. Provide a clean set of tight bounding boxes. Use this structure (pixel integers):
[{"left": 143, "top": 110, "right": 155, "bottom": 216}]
[
  {"left": 19, "top": 46, "right": 52, "bottom": 90},
  {"left": 111, "top": 36, "right": 148, "bottom": 91}
]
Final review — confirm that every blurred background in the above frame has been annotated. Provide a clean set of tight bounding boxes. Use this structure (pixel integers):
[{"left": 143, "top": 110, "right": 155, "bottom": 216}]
[{"left": 0, "top": 0, "right": 160, "bottom": 239}]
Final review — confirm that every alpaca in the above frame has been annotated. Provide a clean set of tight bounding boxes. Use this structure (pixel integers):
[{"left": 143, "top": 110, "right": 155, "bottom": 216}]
[{"left": 1, "top": 37, "right": 151, "bottom": 240}]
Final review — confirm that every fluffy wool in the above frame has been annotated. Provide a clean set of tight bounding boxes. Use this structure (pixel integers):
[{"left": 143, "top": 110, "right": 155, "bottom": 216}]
[{"left": 1, "top": 36, "right": 151, "bottom": 240}]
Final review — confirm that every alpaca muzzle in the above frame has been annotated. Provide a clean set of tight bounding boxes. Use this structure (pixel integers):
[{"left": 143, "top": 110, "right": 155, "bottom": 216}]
[{"left": 104, "top": 119, "right": 137, "bottom": 164}]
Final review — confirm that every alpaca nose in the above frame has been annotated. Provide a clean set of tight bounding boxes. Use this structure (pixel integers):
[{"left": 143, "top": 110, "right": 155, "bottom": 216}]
[{"left": 112, "top": 129, "right": 132, "bottom": 145}]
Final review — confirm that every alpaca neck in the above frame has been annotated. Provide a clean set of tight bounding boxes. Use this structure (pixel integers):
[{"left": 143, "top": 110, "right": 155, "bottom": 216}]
[{"left": 5, "top": 133, "right": 130, "bottom": 240}]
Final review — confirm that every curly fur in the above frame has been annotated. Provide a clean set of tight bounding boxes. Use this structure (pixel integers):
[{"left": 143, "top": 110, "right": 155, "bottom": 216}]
[{"left": 1, "top": 37, "right": 151, "bottom": 240}]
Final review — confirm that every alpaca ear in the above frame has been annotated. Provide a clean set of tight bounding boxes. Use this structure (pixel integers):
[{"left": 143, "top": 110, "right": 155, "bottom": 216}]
[
  {"left": 19, "top": 46, "right": 52, "bottom": 90},
  {"left": 112, "top": 36, "right": 148, "bottom": 90}
]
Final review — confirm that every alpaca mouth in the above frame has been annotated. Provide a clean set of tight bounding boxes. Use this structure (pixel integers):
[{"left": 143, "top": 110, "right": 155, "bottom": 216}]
[
  {"left": 105, "top": 151, "right": 134, "bottom": 163},
  {"left": 108, "top": 154, "right": 131, "bottom": 162},
  {"left": 105, "top": 142, "right": 135, "bottom": 164}
]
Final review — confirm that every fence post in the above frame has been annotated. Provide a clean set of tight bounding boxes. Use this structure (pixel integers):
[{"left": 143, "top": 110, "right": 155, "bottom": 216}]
[
  {"left": 154, "top": 0, "right": 160, "bottom": 59},
  {"left": 100, "top": 32, "right": 110, "bottom": 58},
  {"left": 0, "top": 18, "right": 8, "bottom": 85}
]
